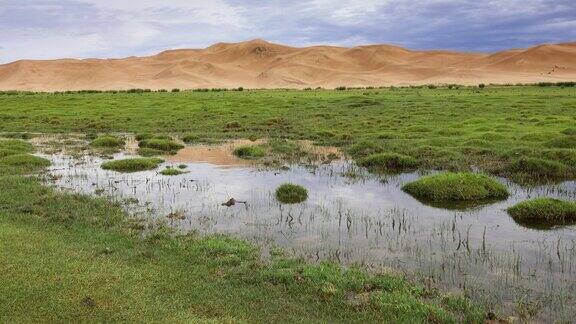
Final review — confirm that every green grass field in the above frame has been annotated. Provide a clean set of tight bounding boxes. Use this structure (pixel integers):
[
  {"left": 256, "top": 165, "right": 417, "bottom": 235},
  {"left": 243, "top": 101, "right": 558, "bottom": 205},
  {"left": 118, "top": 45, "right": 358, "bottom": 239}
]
[
  {"left": 1, "top": 86, "right": 575, "bottom": 183},
  {"left": 1, "top": 85, "right": 575, "bottom": 322}
]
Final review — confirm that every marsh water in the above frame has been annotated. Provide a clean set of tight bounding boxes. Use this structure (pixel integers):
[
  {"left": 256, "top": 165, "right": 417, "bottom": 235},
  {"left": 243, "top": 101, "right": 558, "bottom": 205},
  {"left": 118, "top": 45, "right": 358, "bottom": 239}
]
[{"left": 38, "top": 138, "right": 576, "bottom": 321}]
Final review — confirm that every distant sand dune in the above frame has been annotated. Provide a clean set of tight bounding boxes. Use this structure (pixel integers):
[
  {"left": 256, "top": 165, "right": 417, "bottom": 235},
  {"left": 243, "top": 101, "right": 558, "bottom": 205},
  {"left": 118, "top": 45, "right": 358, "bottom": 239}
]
[{"left": 1, "top": 39, "right": 575, "bottom": 91}]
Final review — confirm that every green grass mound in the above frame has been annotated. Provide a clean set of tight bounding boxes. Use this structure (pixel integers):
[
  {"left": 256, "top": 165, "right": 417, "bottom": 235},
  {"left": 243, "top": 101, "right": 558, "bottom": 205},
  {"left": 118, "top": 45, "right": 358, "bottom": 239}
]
[
  {"left": 0, "top": 139, "right": 34, "bottom": 153},
  {"left": 139, "top": 139, "right": 184, "bottom": 153},
  {"left": 546, "top": 136, "right": 576, "bottom": 149},
  {"left": 0, "top": 154, "right": 51, "bottom": 172},
  {"left": 160, "top": 168, "right": 186, "bottom": 176},
  {"left": 233, "top": 145, "right": 266, "bottom": 159},
  {"left": 137, "top": 147, "right": 165, "bottom": 157},
  {"left": 275, "top": 183, "right": 308, "bottom": 204},
  {"left": 402, "top": 172, "right": 509, "bottom": 202},
  {"left": 508, "top": 198, "right": 576, "bottom": 228},
  {"left": 505, "top": 158, "right": 570, "bottom": 183},
  {"left": 358, "top": 153, "right": 418, "bottom": 172},
  {"left": 90, "top": 135, "right": 125, "bottom": 148},
  {"left": 101, "top": 158, "right": 163, "bottom": 172},
  {"left": 0, "top": 149, "right": 21, "bottom": 158},
  {"left": 268, "top": 139, "right": 301, "bottom": 155},
  {"left": 561, "top": 128, "right": 576, "bottom": 136},
  {"left": 182, "top": 133, "right": 200, "bottom": 143}
]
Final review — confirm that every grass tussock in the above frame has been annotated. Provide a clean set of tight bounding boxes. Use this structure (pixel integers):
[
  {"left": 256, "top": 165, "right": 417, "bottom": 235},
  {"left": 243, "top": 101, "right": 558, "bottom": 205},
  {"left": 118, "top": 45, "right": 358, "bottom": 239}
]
[
  {"left": 505, "top": 158, "right": 571, "bottom": 183},
  {"left": 275, "top": 183, "right": 308, "bottom": 204},
  {"left": 139, "top": 139, "right": 184, "bottom": 153},
  {"left": 402, "top": 172, "right": 509, "bottom": 202},
  {"left": 90, "top": 135, "right": 125, "bottom": 148},
  {"left": 508, "top": 198, "right": 576, "bottom": 227},
  {"left": 233, "top": 145, "right": 266, "bottom": 159},
  {"left": 101, "top": 158, "right": 163, "bottom": 172},
  {"left": 358, "top": 153, "right": 418, "bottom": 172},
  {"left": 0, "top": 154, "right": 51, "bottom": 172},
  {"left": 0, "top": 139, "right": 34, "bottom": 153},
  {"left": 159, "top": 168, "right": 186, "bottom": 176},
  {"left": 546, "top": 136, "right": 576, "bottom": 149}
]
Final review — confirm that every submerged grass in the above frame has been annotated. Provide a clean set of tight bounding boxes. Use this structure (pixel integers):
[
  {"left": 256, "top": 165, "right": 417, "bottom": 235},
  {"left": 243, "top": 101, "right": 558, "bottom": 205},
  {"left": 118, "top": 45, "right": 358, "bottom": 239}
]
[
  {"left": 101, "top": 158, "right": 164, "bottom": 172},
  {"left": 402, "top": 172, "right": 509, "bottom": 202},
  {"left": 275, "top": 183, "right": 308, "bottom": 204},
  {"left": 159, "top": 168, "right": 186, "bottom": 176},
  {"left": 508, "top": 198, "right": 576, "bottom": 227}
]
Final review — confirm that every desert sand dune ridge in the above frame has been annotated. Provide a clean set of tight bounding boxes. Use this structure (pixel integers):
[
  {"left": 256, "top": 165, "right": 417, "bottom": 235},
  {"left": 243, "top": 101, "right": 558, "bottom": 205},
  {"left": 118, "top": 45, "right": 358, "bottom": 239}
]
[{"left": 0, "top": 39, "right": 575, "bottom": 91}]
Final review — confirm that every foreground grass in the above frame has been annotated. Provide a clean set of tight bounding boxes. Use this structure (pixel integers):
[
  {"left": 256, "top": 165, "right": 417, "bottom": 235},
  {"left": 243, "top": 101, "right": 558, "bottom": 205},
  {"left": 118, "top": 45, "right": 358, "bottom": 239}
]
[
  {"left": 0, "top": 140, "right": 483, "bottom": 322},
  {"left": 0, "top": 86, "right": 575, "bottom": 183}
]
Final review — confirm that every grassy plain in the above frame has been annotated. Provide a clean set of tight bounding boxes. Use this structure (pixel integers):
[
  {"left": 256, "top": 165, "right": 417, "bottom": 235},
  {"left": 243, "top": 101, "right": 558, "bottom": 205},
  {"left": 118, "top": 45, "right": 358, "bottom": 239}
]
[
  {"left": 0, "top": 85, "right": 575, "bottom": 322},
  {"left": 1, "top": 86, "right": 575, "bottom": 183}
]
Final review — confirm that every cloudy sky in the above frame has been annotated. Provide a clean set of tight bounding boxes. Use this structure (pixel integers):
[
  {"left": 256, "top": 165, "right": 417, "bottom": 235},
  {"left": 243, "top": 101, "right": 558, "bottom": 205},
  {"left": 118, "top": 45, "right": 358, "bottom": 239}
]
[{"left": 1, "top": 0, "right": 575, "bottom": 63}]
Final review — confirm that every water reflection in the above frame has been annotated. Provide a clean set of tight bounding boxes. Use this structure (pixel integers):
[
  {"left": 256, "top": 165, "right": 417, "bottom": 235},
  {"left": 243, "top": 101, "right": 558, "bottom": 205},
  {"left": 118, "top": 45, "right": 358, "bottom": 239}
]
[{"left": 40, "top": 151, "right": 576, "bottom": 321}]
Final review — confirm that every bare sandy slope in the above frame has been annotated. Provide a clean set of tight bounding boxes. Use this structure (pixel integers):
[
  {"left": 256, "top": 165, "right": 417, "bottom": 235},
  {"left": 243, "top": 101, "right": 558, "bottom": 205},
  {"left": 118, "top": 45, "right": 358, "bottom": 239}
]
[{"left": 1, "top": 39, "right": 575, "bottom": 91}]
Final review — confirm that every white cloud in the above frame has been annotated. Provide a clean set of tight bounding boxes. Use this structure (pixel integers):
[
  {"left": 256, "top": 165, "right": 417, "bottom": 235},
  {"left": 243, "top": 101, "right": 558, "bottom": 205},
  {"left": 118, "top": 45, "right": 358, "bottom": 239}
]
[{"left": 0, "top": 0, "right": 574, "bottom": 63}]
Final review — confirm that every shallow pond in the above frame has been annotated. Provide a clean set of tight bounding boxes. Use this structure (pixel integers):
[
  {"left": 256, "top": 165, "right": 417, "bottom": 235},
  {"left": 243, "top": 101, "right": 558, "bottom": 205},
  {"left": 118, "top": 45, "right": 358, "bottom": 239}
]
[{"left": 40, "top": 140, "right": 576, "bottom": 321}]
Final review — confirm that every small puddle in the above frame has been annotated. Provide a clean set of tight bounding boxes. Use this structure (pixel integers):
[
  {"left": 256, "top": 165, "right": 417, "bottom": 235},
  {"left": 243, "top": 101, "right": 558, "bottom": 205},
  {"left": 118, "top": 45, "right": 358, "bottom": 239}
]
[
  {"left": 164, "top": 139, "right": 263, "bottom": 167},
  {"left": 38, "top": 140, "right": 576, "bottom": 321}
]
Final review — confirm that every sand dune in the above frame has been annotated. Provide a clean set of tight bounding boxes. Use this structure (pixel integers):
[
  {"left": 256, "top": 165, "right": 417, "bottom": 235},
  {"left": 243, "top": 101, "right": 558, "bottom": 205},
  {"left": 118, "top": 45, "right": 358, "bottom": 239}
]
[{"left": 0, "top": 39, "right": 575, "bottom": 91}]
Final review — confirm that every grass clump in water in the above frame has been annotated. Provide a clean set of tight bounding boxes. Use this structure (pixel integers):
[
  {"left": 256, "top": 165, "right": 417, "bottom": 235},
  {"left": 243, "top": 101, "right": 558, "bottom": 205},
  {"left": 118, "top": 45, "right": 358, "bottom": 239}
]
[
  {"left": 101, "top": 158, "right": 163, "bottom": 172},
  {"left": 139, "top": 139, "right": 184, "bottom": 153},
  {"left": 233, "top": 145, "right": 266, "bottom": 159},
  {"left": 275, "top": 183, "right": 308, "bottom": 204},
  {"left": 505, "top": 157, "right": 570, "bottom": 183},
  {"left": 358, "top": 153, "right": 418, "bottom": 172},
  {"left": 402, "top": 172, "right": 509, "bottom": 202},
  {"left": 508, "top": 198, "right": 576, "bottom": 228},
  {"left": 90, "top": 135, "right": 125, "bottom": 148},
  {"left": 160, "top": 168, "right": 186, "bottom": 176}
]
